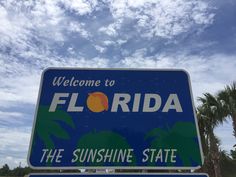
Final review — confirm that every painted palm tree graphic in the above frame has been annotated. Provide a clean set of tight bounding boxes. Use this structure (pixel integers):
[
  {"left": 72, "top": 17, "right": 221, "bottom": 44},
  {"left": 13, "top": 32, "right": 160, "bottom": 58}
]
[
  {"left": 76, "top": 130, "right": 136, "bottom": 166},
  {"left": 34, "top": 106, "right": 75, "bottom": 149},
  {"left": 145, "top": 122, "right": 201, "bottom": 166}
]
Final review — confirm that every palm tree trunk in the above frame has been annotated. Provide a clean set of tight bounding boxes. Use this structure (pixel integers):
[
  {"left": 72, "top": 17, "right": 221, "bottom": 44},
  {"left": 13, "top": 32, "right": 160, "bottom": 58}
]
[
  {"left": 209, "top": 130, "right": 222, "bottom": 177},
  {"left": 211, "top": 157, "right": 221, "bottom": 177},
  {"left": 200, "top": 129, "right": 208, "bottom": 157},
  {"left": 199, "top": 133, "right": 214, "bottom": 176},
  {"left": 232, "top": 114, "right": 236, "bottom": 138}
]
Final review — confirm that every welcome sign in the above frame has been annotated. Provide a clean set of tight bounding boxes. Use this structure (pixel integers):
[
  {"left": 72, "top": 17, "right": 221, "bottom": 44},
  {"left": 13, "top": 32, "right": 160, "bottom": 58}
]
[{"left": 28, "top": 68, "right": 203, "bottom": 169}]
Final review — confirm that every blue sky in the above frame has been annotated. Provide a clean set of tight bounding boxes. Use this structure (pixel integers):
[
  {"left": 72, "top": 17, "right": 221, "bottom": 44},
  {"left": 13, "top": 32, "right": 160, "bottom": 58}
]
[{"left": 0, "top": 0, "right": 236, "bottom": 168}]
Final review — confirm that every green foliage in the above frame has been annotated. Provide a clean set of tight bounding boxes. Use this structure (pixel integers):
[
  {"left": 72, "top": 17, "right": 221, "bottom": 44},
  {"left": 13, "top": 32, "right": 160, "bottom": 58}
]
[
  {"left": 197, "top": 82, "right": 236, "bottom": 177},
  {"left": 76, "top": 130, "right": 136, "bottom": 166},
  {"left": 145, "top": 122, "right": 202, "bottom": 166},
  {"left": 218, "top": 82, "right": 236, "bottom": 137},
  {"left": 34, "top": 106, "right": 75, "bottom": 149},
  {"left": 220, "top": 151, "right": 236, "bottom": 177},
  {"left": 0, "top": 164, "right": 10, "bottom": 176},
  {"left": 0, "top": 165, "right": 32, "bottom": 176},
  {"left": 230, "top": 149, "right": 236, "bottom": 160},
  {"left": 218, "top": 82, "right": 236, "bottom": 116},
  {"left": 197, "top": 93, "right": 225, "bottom": 177}
]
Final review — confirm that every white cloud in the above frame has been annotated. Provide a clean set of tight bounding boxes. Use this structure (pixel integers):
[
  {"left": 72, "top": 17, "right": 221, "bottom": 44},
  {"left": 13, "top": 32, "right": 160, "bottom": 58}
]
[
  {"left": 215, "top": 119, "right": 235, "bottom": 153},
  {"left": 106, "top": 0, "right": 215, "bottom": 38},
  {"left": 61, "top": 0, "right": 98, "bottom": 15},
  {"left": 68, "top": 22, "right": 90, "bottom": 38},
  {"left": 192, "top": 1, "right": 215, "bottom": 25},
  {"left": 0, "top": 4, "right": 31, "bottom": 52},
  {"left": 0, "top": 128, "right": 30, "bottom": 151},
  {"left": 116, "top": 39, "right": 127, "bottom": 45},
  {"left": 0, "top": 111, "right": 23, "bottom": 118},
  {"left": 0, "top": 71, "right": 40, "bottom": 106},
  {"left": 118, "top": 49, "right": 173, "bottom": 68},
  {"left": 0, "top": 0, "right": 93, "bottom": 58},
  {"left": 0, "top": 127, "right": 30, "bottom": 168},
  {"left": 103, "top": 40, "right": 116, "bottom": 46},
  {"left": 67, "top": 47, "right": 76, "bottom": 55},
  {"left": 0, "top": 112, "right": 26, "bottom": 127},
  {"left": 0, "top": 156, "right": 27, "bottom": 169},
  {"left": 0, "top": 110, "right": 32, "bottom": 127},
  {"left": 99, "top": 22, "right": 120, "bottom": 36},
  {"left": 94, "top": 45, "right": 106, "bottom": 53}
]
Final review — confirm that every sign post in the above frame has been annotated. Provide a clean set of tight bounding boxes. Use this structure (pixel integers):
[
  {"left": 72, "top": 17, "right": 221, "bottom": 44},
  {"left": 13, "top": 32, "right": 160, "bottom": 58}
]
[{"left": 28, "top": 68, "right": 203, "bottom": 169}]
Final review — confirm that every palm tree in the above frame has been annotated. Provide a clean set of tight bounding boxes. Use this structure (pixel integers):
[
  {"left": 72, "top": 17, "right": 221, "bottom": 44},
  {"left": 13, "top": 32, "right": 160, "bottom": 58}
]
[
  {"left": 218, "top": 82, "right": 236, "bottom": 138},
  {"left": 76, "top": 130, "right": 136, "bottom": 166},
  {"left": 198, "top": 93, "right": 227, "bottom": 177},
  {"left": 34, "top": 105, "right": 75, "bottom": 149},
  {"left": 144, "top": 122, "right": 202, "bottom": 167},
  {"left": 196, "top": 107, "right": 215, "bottom": 176}
]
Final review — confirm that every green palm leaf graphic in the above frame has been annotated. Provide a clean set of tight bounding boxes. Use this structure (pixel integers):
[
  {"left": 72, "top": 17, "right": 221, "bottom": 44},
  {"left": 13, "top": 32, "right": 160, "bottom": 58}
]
[
  {"left": 145, "top": 122, "right": 201, "bottom": 166},
  {"left": 34, "top": 106, "right": 75, "bottom": 149},
  {"left": 76, "top": 130, "right": 136, "bottom": 166}
]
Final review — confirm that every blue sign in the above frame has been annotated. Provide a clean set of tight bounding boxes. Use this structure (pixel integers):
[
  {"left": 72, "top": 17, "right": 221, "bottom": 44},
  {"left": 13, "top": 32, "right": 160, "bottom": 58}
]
[
  {"left": 28, "top": 173, "right": 208, "bottom": 177},
  {"left": 28, "top": 68, "right": 203, "bottom": 169}
]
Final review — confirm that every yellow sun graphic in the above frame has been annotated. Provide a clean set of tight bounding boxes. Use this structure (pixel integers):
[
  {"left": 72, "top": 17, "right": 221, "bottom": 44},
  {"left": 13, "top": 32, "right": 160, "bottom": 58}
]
[{"left": 86, "top": 92, "right": 109, "bottom": 112}]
